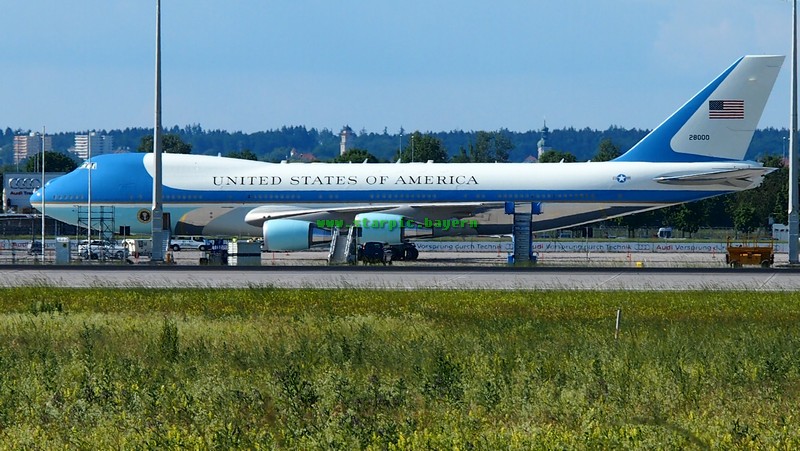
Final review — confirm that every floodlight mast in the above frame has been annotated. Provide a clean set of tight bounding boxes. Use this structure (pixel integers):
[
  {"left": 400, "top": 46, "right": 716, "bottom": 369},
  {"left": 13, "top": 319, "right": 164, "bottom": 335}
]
[
  {"left": 41, "top": 126, "right": 46, "bottom": 263},
  {"left": 151, "top": 0, "right": 165, "bottom": 262},
  {"left": 790, "top": 0, "right": 799, "bottom": 264},
  {"left": 88, "top": 132, "right": 92, "bottom": 257}
]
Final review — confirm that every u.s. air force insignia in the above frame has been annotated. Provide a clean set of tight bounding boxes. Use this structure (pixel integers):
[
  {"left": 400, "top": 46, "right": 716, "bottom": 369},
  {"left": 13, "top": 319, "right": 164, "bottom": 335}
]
[
  {"left": 137, "top": 209, "right": 152, "bottom": 223},
  {"left": 615, "top": 174, "right": 629, "bottom": 183}
]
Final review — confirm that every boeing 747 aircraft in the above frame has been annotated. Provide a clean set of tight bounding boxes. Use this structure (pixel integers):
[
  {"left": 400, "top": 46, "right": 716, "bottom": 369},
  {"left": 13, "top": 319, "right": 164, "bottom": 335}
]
[{"left": 32, "top": 55, "right": 783, "bottom": 252}]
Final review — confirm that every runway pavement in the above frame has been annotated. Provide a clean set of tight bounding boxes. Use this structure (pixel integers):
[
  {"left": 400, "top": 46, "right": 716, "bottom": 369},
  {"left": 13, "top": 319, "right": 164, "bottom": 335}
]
[
  {"left": 1, "top": 248, "right": 798, "bottom": 290},
  {"left": 2, "top": 265, "right": 800, "bottom": 290}
]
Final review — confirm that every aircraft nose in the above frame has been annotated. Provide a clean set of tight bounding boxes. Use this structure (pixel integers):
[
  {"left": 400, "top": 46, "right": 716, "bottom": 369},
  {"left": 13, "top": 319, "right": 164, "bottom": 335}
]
[
  {"left": 30, "top": 172, "right": 72, "bottom": 206},
  {"left": 29, "top": 188, "right": 42, "bottom": 210}
]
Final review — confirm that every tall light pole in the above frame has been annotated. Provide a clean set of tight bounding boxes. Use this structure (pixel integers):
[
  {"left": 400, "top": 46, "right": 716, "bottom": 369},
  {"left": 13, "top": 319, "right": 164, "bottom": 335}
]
[
  {"left": 784, "top": 136, "right": 788, "bottom": 161},
  {"left": 151, "top": 0, "right": 165, "bottom": 262},
  {"left": 789, "top": 0, "right": 799, "bottom": 264},
  {"left": 87, "top": 132, "right": 92, "bottom": 257},
  {"left": 40, "top": 127, "right": 45, "bottom": 263}
]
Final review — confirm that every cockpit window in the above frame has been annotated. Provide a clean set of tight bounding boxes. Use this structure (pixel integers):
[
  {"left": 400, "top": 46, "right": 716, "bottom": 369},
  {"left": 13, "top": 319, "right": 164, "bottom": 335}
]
[{"left": 80, "top": 162, "right": 97, "bottom": 169}]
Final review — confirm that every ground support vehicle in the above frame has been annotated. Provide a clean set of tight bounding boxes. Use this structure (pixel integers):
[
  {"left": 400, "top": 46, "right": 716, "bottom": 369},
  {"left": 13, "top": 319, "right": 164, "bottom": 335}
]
[
  {"left": 725, "top": 237, "right": 774, "bottom": 268},
  {"left": 122, "top": 238, "right": 152, "bottom": 258}
]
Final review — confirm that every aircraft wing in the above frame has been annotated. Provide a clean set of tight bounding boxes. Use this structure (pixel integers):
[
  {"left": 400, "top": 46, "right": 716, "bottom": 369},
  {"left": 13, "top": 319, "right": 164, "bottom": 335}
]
[
  {"left": 653, "top": 167, "right": 775, "bottom": 188},
  {"left": 243, "top": 202, "right": 498, "bottom": 227}
]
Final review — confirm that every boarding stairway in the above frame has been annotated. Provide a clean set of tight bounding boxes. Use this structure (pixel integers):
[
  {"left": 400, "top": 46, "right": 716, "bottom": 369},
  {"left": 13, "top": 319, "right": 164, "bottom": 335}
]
[{"left": 327, "top": 226, "right": 358, "bottom": 265}]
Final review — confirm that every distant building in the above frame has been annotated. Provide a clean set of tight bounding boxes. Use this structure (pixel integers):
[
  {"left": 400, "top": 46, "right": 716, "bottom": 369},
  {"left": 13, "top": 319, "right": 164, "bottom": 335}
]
[
  {"left": 537, "top": 120, "right": 551, "bottom": 160},
  {"left": 73, "top": 133, "right": 114, "bottom": 160},
  {"left": 3, "top": 172, "right": 64, "bottom": 213},
  {"left": 289, "top": 148, "right": 318, "bottom": 162},
  {"left": 339, "top": 125, "right": 354, "bottom": 156},
  {"left": 13, "top": 132, "right": 52, "bottom": 166}
]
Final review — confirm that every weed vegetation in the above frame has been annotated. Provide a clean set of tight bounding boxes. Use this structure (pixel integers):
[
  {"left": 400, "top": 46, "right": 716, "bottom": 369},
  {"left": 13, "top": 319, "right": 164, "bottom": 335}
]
[{"left": 0, "top": 287, "right": 798, "bottom": 448}]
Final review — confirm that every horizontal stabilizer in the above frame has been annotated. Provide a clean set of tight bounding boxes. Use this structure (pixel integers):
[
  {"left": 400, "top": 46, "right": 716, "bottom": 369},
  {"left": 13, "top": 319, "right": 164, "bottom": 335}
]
[{"left": 653, "top": 167, "right": 774, "bottom": 188}]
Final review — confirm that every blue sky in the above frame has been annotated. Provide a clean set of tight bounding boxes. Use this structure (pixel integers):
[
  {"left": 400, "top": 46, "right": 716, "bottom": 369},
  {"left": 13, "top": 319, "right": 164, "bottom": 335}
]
[{"left": 0, "top": 0, "right": 795, "bottom": 134}]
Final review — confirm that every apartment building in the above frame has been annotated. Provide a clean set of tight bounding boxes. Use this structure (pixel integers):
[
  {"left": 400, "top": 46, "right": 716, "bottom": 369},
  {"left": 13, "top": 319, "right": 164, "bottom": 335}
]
[
  {"left": 13, "top": 132, "right": 53, "bottom": 166},
  {"left": 73, "top": 133, "right": 114, "bottom": 160}
]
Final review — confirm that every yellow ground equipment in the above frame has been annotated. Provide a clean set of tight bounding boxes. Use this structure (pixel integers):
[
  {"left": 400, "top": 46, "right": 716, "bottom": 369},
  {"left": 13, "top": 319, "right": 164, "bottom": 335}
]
[{"left": 725, "top": 236, "right": 775, "bottom": 268}]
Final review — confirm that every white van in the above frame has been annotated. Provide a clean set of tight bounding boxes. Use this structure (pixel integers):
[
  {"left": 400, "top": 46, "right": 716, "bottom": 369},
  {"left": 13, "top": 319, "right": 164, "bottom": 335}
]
[
  {"left": 123, "top": 238, "right": 152, "bottom": 257},
  {"left": 170, "top": 236, "right": 210, "bottom": 251}
]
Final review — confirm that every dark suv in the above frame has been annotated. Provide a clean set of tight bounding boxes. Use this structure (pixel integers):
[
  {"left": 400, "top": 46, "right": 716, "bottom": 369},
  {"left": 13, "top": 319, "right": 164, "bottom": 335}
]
[
  {"left": 358, "top": 242, "right": 393, "bottom": 265},
  {"left": 27, "top": 240, "right": 42, "bottom": 255}
]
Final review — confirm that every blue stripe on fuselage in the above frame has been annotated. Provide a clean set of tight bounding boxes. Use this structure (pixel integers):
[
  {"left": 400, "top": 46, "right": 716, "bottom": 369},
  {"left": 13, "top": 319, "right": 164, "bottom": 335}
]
[{"left": 48, "top": 187, "right": 729, "bottom": 205}]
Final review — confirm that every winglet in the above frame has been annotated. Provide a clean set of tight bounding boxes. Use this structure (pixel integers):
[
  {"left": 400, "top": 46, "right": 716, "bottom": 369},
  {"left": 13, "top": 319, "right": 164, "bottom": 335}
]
[{"left": 614, "top": 55, "right": 784, "bottom": 162}]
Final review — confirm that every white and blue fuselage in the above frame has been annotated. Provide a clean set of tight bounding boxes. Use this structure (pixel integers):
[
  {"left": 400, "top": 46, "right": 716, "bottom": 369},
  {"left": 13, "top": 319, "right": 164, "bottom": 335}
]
[{"left": 31, "top": 152, "right": 769, "bottom": 236}]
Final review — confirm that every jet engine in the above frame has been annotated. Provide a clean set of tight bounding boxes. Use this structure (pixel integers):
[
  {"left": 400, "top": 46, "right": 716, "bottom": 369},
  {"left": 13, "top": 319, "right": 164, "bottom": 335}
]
[{"left": 262, "top": 219, "right": 332, "bottom": 251}]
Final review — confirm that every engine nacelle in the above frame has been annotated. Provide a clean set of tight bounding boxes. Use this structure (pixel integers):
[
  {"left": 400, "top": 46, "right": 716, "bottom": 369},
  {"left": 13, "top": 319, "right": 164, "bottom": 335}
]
[
  {"left": 354, "top": 213, "right": 432, "bottom": 244},
  {"left": 262, "top": 219, "right": 331, "bottom": 251}
]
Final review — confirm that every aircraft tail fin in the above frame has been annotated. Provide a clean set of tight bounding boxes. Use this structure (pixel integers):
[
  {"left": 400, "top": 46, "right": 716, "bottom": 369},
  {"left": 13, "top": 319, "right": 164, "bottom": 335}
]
[{"left": 614, "top": 55, "right": 784, "bottom": 163}]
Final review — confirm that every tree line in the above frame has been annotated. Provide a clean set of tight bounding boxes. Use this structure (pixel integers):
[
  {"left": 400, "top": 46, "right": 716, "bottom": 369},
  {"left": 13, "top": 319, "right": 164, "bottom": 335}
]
[{"left": 0, "top": 125, "right": 789, "bottom": 165}]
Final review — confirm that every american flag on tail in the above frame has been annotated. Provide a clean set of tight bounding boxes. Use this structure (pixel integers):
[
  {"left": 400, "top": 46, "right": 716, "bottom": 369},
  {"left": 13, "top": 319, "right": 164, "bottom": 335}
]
[{"left": 708, "top": 99, "right": 744, "bottom": 119}]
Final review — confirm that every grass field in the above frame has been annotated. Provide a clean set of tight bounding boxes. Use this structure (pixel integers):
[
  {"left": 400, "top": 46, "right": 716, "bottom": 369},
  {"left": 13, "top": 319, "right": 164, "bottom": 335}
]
[{"left": 0, "top": 287, "right": 798, "bottom": 448}]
